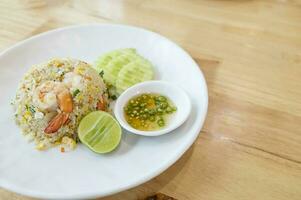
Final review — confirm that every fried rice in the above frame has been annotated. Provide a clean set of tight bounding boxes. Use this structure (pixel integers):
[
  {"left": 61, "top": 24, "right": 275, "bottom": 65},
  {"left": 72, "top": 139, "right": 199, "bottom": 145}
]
[{"left": 12, "top": 58, "right": 108, "bottom": 150}]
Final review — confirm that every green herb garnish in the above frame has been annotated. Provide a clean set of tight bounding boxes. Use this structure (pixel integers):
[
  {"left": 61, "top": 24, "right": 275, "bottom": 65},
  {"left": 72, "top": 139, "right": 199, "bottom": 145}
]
[
  {"left": 26, "top": 105, "right": 35, "bottom": 114},
  {"left": 110, "top": 95, "right": 117, "bottom": 100},
  {"left": 72, "top": 89, "right": 80, "bottom": 97},
  {"left": 99, "top": 70, "right": 104, "bottom": 78},
  {"left": 29, "top": 106, "right": 35, "bottom": 114}
]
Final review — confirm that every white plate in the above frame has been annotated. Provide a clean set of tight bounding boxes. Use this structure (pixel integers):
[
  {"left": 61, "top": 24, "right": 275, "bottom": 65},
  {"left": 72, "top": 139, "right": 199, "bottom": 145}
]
[{"left": 0, "top": 24, "right": 208, "bottom": 199}]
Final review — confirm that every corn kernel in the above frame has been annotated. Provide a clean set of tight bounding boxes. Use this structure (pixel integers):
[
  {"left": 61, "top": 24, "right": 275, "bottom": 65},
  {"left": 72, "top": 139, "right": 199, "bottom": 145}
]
[
  {"left": 61, "top": 136, "right": 76, "bottom": 150},
  {"left": 36, "top": 143, "right": 46, "bottom": 150}
]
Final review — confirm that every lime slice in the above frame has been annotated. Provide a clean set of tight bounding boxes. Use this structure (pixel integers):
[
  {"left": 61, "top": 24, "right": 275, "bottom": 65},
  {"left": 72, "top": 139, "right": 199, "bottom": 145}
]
[{"left": 78, "top": 111, "right": 122, "bottom": 153}]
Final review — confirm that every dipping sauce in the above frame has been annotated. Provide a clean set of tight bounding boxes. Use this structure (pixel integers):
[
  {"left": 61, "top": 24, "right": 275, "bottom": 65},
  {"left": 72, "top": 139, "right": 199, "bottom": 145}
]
[{"left": 124, "top": 93, "right": 177, "bottom": 131}]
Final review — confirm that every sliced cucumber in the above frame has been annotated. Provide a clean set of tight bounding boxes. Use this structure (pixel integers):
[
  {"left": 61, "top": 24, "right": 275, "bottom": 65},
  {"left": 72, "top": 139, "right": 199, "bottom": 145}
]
[
  {"left": 116, "top": 58, "right": 154, "bottom": 94},
  {"left": 94, "top": 48, "right": 135, "bottom": 73},
  {"left": 102, "top": 52, "right": 138, "bottom": 85},
  {"left": 94, "top": 48, "right": 154, "bottom": 95}
]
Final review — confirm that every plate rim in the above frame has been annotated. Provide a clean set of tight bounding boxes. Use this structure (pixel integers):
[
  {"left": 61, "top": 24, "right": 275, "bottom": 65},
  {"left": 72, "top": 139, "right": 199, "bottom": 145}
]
[{"left": 0, "top": 23, "right": 208, "bottom": 199}]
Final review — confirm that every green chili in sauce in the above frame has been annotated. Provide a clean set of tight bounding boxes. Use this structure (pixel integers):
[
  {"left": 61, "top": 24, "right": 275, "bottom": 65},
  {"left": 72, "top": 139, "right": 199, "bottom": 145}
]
[{"left": 124, "top": 93, "right": 177, "bottom": 131}]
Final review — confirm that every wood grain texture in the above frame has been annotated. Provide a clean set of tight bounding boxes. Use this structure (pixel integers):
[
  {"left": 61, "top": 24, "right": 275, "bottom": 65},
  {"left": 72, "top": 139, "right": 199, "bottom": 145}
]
[{"left": 1, "top": 0, "right": 301, "bottom": 199}]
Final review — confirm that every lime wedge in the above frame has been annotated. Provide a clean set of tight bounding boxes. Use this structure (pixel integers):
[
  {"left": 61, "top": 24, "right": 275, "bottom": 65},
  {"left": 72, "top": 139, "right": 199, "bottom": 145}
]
[{"left": 78, "top": 111, "right": 122, "bottom": 153}]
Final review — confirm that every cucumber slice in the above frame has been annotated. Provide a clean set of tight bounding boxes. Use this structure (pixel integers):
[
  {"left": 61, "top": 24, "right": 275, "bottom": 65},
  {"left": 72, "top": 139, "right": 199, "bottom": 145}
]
[
  {"left": 102, "top": 52, "right": 138, "bottom": 85},
  {"left": 94, "top": 48, "right": 136, "bottom": 73},
  {"left": 116, "top": 58, "right": 154, "bottom": 94},
  {"left": 94, "top": 48, "right": 154, "bottom": 95}
]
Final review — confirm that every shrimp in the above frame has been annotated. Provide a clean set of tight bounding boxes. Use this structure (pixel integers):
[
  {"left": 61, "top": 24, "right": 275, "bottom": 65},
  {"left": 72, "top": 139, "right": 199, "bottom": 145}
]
[
  {"left": 97, "top": 95, "right": 107, "bottom": 111},
  {"left": 63, "top": 70, "right": 107, "bottom": 111},
  {"left": 63, "top": 72, "right": 83, "bottom": 91},
  {"left": 44, "top": 90, "right": 73, "bottom": 134},
  {"left": 44, "top": 113, "right": 69, "bottom": 134},
  {"left": 33, "top": 81, "right": 73, "bottom": 134},
  {"left": 33, "top": 81, "right": 60, "bottom": 112},
  {"left": 57, "top": 90, "right": 73, "bottom": 113}
]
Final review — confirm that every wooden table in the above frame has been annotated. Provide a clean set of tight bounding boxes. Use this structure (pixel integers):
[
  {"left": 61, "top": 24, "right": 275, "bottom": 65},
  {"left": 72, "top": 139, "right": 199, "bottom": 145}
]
[{"left": 1, "top": 0, "right": 301, "bottom": 199}]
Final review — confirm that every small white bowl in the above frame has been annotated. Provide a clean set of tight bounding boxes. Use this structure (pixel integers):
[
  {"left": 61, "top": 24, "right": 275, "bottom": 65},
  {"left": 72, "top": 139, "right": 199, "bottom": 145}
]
[{"left": 114, "top": 81, "right": 191, "bottom": 136}]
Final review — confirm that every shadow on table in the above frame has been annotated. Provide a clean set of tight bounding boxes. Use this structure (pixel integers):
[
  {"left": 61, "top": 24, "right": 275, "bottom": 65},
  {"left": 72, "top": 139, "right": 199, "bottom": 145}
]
[{"left": 99, "top": 145, "right": 195, "bottom": 200}]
